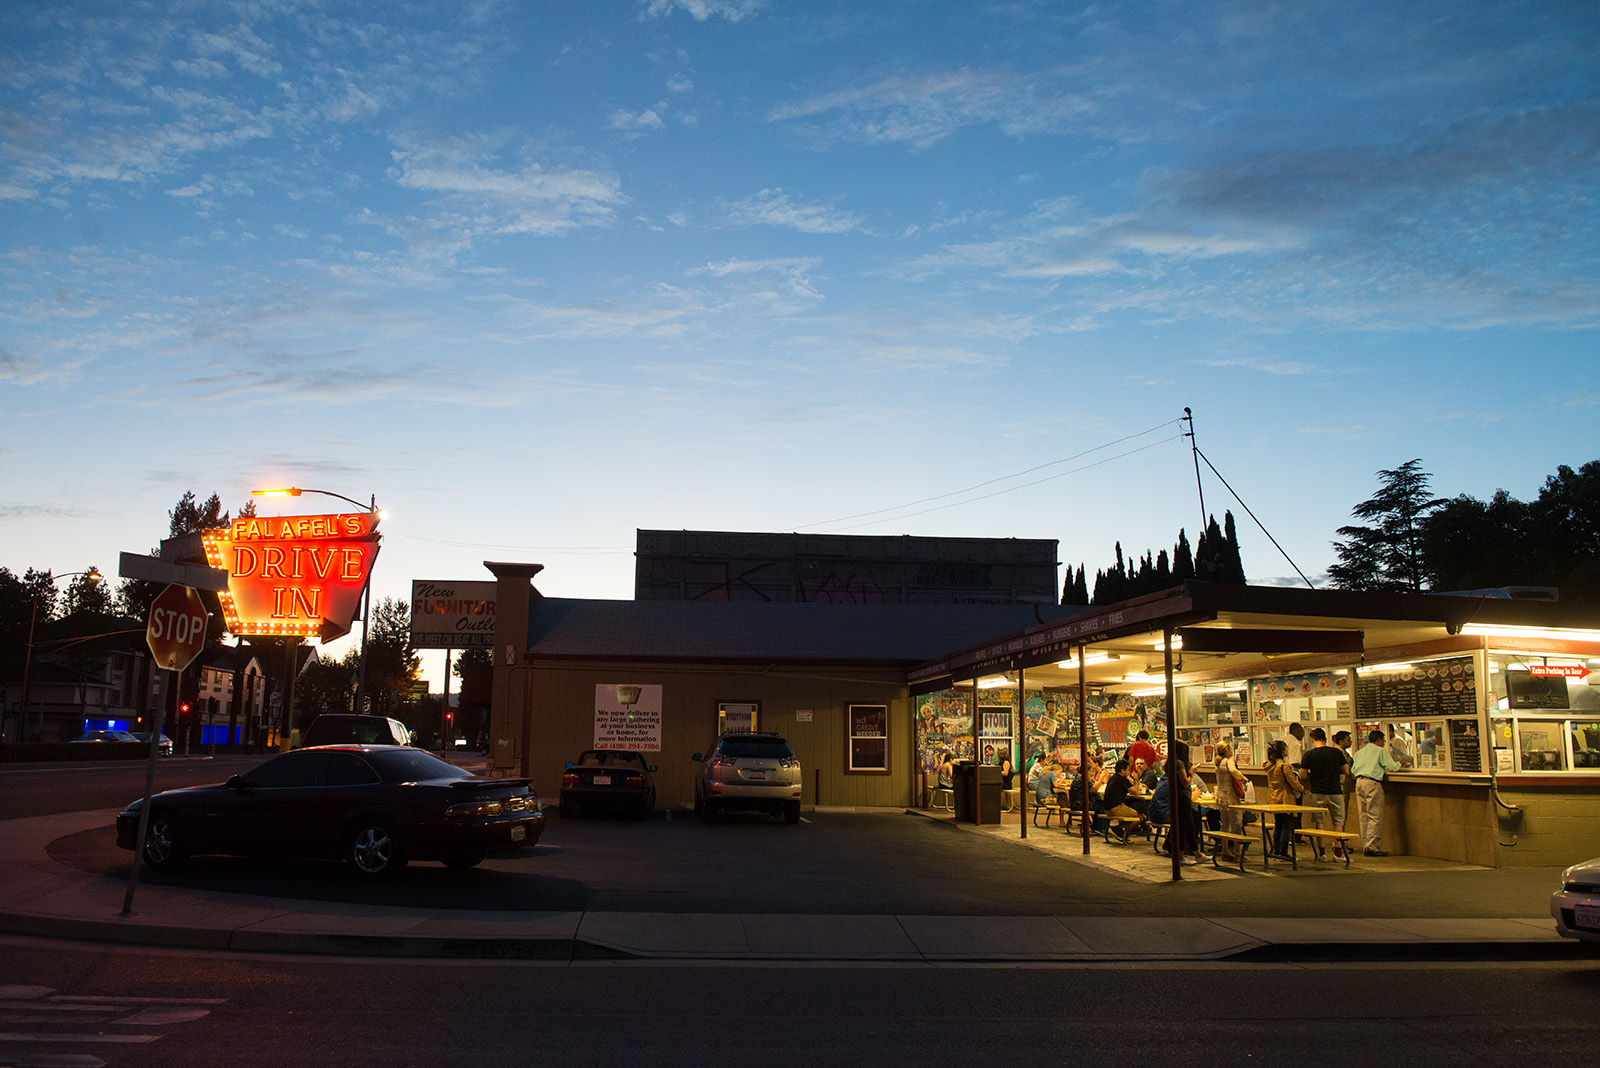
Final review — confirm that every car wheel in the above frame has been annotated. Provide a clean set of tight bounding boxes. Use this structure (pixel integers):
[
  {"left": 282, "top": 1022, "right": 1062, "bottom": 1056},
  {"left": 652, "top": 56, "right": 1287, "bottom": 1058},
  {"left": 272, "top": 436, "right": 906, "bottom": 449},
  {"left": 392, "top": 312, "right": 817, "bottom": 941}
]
[
  {"left": 559, "top": 800, "right": 577, "bottom": 819},
  {"left": 784, "top": 800, "right": 801, "bottom": 825},
  {"left": 635, "top": 794, "right": 652, "bottom": 820},
  {"left": 142, "top": 811, "right": 188, "bottom": 871},
  {"left": 701, "top": 799, "right": 717, "bottom": 823},
  {"left": 346, "top": 820, "right": 406, "bottom": 878},
  {"left": 692, "top": 790, "right": 702, "bottom": 815},
  {"left": 441, "top": 850, "right": 485, "bottom": 870}
]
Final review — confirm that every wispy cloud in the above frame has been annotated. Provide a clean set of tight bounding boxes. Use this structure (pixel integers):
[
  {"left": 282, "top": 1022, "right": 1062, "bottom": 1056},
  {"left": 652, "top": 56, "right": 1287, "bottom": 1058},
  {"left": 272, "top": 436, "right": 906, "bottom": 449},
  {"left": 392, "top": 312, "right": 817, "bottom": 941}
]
[
  {"left": 770, "top": 68, "right": 1096, "bottom": 149},
  {"left": 724, "top": 189, "right": 862, "bottom": 234},
  {"left": 643, "top": 0, "right": 766, "bottom": 22}
]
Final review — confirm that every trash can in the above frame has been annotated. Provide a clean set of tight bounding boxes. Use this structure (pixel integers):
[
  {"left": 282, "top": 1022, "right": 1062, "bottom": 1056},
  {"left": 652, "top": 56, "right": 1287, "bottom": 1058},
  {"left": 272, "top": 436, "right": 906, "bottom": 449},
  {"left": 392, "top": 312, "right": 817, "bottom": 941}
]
[{"left": 954, "top": 760, "right": 1002, "bottom": 823}]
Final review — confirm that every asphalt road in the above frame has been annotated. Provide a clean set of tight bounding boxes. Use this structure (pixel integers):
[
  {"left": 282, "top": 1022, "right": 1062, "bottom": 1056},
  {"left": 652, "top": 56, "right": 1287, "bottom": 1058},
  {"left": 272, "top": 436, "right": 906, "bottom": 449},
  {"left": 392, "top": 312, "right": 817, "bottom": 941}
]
[
  {"left": 5, "top": 756, "right": 1565, "bottom": 919},
  {"left": 3, "top": 937, "right": 1598, "bottom": 1068}
]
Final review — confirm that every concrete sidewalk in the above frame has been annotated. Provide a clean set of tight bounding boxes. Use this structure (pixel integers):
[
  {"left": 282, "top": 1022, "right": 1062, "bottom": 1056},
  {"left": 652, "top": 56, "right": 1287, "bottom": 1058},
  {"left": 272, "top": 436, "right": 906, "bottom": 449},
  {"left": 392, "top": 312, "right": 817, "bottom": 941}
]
[{"left": 0, "top": 809, "right": 1576, "bottom": 963}]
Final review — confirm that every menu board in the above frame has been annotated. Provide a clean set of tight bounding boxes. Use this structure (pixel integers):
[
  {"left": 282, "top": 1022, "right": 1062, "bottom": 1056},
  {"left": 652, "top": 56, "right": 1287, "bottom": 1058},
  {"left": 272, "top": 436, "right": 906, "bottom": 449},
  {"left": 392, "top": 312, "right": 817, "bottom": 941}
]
[
  {"left": 1355, "top": 657, "right": 1477, "bottom": 721},
  {"left": 1447, "top": 718, "right": 1483, "bottom": 773}
]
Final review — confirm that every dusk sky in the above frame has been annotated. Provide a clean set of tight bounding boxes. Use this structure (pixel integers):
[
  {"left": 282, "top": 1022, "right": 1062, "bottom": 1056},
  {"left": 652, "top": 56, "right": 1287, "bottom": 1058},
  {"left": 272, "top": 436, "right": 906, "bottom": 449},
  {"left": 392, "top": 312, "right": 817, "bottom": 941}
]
[{"left": 4, "top": 1, "right": 1597, "bottom": 677}]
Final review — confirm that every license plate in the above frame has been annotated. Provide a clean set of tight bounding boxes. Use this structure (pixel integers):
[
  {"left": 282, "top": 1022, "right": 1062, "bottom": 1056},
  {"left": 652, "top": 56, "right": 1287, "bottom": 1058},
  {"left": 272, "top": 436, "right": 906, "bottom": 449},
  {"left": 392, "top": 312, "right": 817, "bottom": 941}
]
[
  {"left": 592, "top": 775, "right": 611, "bottom": 785},
  {"left": 1577, "top": 903, "right": 1600, "bottom": 930},
  {"left": 744, "top": 770, "right": 767, "bottom": 780},
  {"left": 510, "top": 825, "right": 526, "bottom": 842}
]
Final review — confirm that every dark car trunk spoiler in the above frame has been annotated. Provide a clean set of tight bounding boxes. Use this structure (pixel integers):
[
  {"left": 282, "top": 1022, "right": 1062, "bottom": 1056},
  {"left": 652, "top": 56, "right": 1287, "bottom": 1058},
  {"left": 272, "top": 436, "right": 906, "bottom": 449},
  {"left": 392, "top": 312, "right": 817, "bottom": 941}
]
[{"left": 446, "top": 777, "right": 534, "bottom": 792}]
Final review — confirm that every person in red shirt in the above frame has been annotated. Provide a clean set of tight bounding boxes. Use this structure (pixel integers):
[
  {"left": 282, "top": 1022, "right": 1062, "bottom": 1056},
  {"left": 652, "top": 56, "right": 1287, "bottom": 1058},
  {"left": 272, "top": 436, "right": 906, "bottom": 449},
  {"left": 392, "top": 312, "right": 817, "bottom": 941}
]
[{"left": 1126, "top": 730, "right": 1160, "bottom": 771}]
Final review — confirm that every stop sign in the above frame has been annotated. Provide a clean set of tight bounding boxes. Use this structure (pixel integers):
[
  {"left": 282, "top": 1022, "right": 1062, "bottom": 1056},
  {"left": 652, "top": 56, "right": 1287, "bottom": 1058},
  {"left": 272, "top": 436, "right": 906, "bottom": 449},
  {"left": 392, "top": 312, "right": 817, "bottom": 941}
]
[{"left": 146, "top": 584, "right": 209, "bottom": 671}]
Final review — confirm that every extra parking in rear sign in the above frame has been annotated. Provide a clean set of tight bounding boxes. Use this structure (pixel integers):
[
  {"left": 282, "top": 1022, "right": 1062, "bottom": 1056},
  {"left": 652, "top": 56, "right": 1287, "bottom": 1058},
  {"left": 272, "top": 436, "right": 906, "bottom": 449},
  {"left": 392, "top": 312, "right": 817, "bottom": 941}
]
[{"left": 594, "top": 684, "right": 662, "bottom": 752}]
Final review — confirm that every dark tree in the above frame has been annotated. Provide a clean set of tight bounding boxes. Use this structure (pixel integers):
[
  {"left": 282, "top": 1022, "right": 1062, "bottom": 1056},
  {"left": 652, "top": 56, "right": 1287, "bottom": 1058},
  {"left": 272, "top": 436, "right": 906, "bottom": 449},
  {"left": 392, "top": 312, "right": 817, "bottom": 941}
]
[
  {"left": 1328, "top": 459, "right": 1443, "bottom": 592},
  {"left": 360, "top": 597, "right": 419, "bottom": 714}
]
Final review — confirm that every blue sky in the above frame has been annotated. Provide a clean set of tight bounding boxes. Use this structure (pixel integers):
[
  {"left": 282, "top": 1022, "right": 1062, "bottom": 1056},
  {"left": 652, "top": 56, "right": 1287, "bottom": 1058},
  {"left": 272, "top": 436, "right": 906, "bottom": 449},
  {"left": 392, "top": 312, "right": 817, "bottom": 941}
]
[{"left": 4, "top": 0, "right": 1598, "bottom": 675}]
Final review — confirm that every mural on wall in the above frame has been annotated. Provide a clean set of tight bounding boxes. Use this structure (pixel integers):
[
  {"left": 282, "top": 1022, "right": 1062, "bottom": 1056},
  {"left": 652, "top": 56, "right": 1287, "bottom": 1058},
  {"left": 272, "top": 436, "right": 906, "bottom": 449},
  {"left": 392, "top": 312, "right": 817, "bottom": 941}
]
[{"left": 916, "top": 688, "right": 1173, "bottom": 781}]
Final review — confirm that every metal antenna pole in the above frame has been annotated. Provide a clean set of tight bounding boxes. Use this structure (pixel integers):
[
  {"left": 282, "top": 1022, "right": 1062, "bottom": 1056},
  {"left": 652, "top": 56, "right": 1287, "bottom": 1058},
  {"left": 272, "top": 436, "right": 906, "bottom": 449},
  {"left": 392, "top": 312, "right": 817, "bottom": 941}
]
[{"left": 1184, "top": 407, "right": 1207, "bottom": 533}]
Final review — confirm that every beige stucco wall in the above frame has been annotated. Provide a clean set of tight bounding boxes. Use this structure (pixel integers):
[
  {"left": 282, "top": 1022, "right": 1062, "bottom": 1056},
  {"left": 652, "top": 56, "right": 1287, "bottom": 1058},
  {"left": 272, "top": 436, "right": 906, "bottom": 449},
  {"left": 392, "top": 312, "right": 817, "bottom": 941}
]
[
  {"left": 1487, "top": 783, "right": 1600, "bottom": 868},
  {"left": 503, "top": 659, "right": 915, "bottom": 809}
]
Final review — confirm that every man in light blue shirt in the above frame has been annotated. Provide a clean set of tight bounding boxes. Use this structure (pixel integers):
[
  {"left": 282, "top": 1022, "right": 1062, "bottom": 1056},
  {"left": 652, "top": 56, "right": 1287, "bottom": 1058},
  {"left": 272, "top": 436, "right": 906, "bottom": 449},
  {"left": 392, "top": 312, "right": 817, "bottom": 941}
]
[{"left": 1351, "top": 729, "right": 1408, "bottom": 855}]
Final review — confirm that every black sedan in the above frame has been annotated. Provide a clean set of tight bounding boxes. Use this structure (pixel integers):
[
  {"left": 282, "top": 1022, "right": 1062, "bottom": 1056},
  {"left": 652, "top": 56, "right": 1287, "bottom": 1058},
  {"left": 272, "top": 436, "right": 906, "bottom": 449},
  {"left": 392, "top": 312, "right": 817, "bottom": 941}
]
[
  {"left": 559, "top": 750, "right": 656, "bottom": 819},
  {"left": 116, "top": 745, "right": 544, "bottom": 878}
]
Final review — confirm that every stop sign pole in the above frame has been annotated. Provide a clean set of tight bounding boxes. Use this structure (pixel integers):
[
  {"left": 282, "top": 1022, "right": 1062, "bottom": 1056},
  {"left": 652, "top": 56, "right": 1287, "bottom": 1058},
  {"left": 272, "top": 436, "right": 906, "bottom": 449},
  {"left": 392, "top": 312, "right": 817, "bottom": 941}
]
[{"left": 125, "top": 585, "right": 211, "bottom": 915}]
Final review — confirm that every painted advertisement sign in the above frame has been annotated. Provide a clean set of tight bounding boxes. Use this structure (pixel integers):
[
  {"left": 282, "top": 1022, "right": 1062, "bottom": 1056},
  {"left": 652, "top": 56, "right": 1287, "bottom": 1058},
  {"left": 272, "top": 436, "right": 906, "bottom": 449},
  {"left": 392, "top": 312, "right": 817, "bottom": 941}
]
[
  {"left": 409, "top": 580, "right": 496, "bottom": 648},
  {"left": 595, "top": 683, "right": 663, "bottom": 752}
]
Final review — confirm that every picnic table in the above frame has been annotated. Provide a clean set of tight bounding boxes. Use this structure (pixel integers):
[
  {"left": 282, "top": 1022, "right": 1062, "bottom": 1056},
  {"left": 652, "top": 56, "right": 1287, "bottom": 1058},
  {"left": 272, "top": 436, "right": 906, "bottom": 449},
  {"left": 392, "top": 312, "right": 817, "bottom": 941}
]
[{"left": 1229, "top": 802, "right": 1333, "bottom": 870}]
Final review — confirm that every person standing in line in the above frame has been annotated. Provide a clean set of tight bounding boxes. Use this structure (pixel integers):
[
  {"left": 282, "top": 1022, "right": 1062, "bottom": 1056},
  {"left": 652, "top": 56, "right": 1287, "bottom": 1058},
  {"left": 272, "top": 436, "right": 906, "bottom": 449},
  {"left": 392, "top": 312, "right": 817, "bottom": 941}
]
[
  {"left": 1300, "top": 727, "right": 1348, "bottom": 859},
  {"left": 1333, "top": 730, "right": 1356, "bottom": 832},
  {"left": 1280, "top": 721, "right": 1305, "bottom": 768},
  {"left": 1213, "top": 741, "right": 1248, "bottom": 861},
  {"left": 1351, "top": 729, "right": 1406, "bottom": 856},
  {"left": 1264, "top": 740, "right": 1303, "bottom": 859}
]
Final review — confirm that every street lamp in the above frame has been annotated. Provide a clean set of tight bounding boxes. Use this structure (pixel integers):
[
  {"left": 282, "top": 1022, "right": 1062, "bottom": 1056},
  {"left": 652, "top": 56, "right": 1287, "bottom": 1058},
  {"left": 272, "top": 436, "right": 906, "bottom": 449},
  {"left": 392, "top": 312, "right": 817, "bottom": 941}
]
[
  {"left": 250, "top": 487, "right": 380, "bottom": 717},
  {"left": 18, "top": 568, "right": 102, "bottom": 743}
]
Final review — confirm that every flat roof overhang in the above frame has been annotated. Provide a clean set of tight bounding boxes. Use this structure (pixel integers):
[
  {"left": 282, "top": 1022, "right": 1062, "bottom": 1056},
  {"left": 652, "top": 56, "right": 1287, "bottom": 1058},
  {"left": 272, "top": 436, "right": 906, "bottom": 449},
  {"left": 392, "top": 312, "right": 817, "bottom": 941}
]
[{"left": 909, "top": 581, "right": 1600, "bottom": 696}]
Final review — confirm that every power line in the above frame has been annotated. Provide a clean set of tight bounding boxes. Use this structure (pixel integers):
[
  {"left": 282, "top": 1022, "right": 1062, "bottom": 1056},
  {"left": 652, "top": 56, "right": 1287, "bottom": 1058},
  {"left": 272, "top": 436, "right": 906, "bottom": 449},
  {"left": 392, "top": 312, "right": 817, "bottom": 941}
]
[
  {"left": 811, "top": 431, "right": 1186, "bottom": 533},
  {"left": 800, "top": 418, "right": 1185, "bottom": 532}
]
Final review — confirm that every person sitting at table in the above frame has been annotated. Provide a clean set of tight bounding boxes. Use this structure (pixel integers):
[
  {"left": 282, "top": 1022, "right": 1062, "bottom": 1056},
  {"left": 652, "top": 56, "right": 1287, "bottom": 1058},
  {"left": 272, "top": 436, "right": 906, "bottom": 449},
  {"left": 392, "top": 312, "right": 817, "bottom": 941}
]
[
  {"left": 997, "top": 752, "right": 1016, "bottom": 791},
  {"left": 1067, "top": 763, "right": 1107, "bottom": 829},
  {"left": 1033, "top": 760, "right": 1061, "bottom": 806},
  {"left": 1103, "top": 758, "right": 1145, "bottom": 840},
  {"left": 1136, "top": 757, "right": 1160, "bottom": 792},
  {"left": 1264, "top": 739, "right": 1304, "bottom": 860},
  {"left": 1213, "top": 741, "right": 1248, "bottom": 861}
]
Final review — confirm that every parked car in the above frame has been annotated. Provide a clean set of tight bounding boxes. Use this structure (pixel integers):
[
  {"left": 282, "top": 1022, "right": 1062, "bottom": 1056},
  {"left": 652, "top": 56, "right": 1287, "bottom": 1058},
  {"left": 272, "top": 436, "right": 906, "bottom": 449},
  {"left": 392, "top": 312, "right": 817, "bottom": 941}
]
[
  {"left": 692, "top": 731, "right": 803, "bottom": 824},
  {"left": 69, "top": 730, "right": 139, "bottom": 743},
  {"left": 297, "top": 714, "right": 412, "bottom": 748},
  {"left": 131, "top": 732, "right": 174, "bottom": 756},
  {"left": 1551, "top": 855, "right": 1600, "bottom": 946},
  {"left": 560, "top": 750, "right": 656, "bottom": 819},
  {"left": 116, "top": 744, "right": 544, "bottom": 878}
]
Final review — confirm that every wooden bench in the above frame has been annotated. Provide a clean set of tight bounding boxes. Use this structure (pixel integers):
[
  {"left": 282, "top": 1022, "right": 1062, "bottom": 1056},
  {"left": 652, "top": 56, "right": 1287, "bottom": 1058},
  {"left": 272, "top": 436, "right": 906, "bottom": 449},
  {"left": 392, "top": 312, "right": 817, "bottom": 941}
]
[
  {"left": 1101, "top": 813, "right": 1148, "bottom": 844},
  {"left": 1148, "top": 820, "right": 1169, "bottom": 854},
  {"left": 1032, "top": 796, "right": 1063, "bottom": 828},
  {"left": 1294, "top": 828, "right": 1359, "bottom": 867},
  {"left": 1203, "top": 830, "right": 1255, "bottom": 872}
]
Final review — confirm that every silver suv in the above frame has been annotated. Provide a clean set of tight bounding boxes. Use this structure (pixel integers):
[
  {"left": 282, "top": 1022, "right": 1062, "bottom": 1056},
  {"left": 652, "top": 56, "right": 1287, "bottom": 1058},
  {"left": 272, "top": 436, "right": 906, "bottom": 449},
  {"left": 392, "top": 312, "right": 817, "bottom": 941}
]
[{"left": 692, "top": 731, "right": 803, "bottom": 824}]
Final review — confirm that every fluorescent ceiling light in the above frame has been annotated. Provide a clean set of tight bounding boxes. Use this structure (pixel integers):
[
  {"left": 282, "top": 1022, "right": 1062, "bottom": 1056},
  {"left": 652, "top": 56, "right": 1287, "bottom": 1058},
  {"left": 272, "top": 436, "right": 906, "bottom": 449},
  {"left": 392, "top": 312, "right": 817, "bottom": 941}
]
[
  {"left": 1461, "top": 623, "right": 1600, "bottom": 643},
  {"left": 1055, "top": 652, "right": 1118, "bottom": 670},
  {"left": 1205, "top": 685, "right": 1245, "bottom": 694},
  {"left": 976, "top": 676, "right": 1011, "bottom": 689},
  {"left": 1358, "top": 662, "right": 1415, "bottom": 674},
  {"left": 1124, "top": 687, "right": 1167, "bottom": 697},
  {"left": 1121, "top": 672, "right": 1168, "bottom": 683}
]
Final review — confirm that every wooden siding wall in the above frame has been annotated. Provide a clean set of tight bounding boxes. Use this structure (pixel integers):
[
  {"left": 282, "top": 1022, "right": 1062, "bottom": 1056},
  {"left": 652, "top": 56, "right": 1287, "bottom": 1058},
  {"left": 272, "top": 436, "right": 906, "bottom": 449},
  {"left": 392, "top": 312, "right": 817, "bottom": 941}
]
[{"left": 520, "top": 660, "right": 914, "bottom": 809}]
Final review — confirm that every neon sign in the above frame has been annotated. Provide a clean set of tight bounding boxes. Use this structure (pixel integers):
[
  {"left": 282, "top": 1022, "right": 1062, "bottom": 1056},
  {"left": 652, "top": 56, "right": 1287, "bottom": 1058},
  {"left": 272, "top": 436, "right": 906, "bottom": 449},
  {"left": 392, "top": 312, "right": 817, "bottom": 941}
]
[{"left": 202, "top": 512, "right": 380, "bottom": 639}]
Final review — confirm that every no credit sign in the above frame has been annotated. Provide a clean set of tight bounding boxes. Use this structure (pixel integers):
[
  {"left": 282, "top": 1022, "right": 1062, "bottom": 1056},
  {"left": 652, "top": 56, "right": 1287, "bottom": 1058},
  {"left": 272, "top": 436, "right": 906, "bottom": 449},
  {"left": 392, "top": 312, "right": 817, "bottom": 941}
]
[{"left": 146, "top": 584, "right": 209, "bottom": 672}]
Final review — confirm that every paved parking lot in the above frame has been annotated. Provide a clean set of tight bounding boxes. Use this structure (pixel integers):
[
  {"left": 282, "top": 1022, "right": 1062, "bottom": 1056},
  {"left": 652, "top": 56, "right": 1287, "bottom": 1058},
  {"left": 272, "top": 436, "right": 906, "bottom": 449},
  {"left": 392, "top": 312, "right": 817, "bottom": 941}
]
[{"left": 46, "top": 802, "right": 1562, "bottom": 921}]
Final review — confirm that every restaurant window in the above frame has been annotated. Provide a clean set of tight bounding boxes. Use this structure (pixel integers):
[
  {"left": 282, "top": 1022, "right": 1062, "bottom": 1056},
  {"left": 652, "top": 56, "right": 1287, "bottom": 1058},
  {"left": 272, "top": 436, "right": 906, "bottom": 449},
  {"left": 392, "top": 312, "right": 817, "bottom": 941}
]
[
  {"left": 1173, "top": 684, "right": 1249, "bottom": 765},
  {"left": 1250, "top": 670, "right": 1353, "bottom": 767},
  {"left": 847, "top": 704, "right": 890, "bottom": 773},
  {"left": 1486, "top": 652, "right": 1600, "bottom": 773}
]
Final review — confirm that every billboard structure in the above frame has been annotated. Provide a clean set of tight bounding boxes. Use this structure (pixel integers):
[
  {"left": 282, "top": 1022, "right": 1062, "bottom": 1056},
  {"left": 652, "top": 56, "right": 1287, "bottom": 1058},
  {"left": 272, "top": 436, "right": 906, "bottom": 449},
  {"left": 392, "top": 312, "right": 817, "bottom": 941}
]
[{"left": 409, "top": 580, "right": 496, "bottom": 649}]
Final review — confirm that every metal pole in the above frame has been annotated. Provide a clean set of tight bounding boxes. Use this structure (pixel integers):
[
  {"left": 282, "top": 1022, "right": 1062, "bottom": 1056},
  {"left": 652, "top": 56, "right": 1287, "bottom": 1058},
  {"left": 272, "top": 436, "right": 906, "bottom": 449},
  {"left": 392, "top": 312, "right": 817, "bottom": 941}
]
[
  {"left": 1018, "top": 665, "right": 1027, "bottom": 840},
  {"left": 1078, "top": 645, "right": 1090, "bottom": 854},
  {"left": 971, "top": 677, "right": 981, "bottom": 826},
  {"left": 441, "top": 648, "right": 453, "bottom": 752},
  {"left": 1165, "top": 627, "right": 1181, "bottom": 882},
  {"left": 123, "top": 671, "right": 169, "bottom": 914},
  {"left": 20, "top": 597, "right": 38, "bottom": 743}
]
